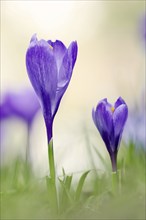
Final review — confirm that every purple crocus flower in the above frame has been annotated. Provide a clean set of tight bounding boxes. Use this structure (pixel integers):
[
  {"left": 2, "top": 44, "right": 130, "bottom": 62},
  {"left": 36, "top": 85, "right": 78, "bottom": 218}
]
[
  {"left": 0, "top": 89, "right": 40, "bottom": 126},
  {"left": 92, "top": 97, "right": 128, "bottom": 172},
  {"left": 0, "top": 88, "right": 40, "bottom": 162},
  {"left": 26, "top": 34, "right": 78, "bottom": 143}
]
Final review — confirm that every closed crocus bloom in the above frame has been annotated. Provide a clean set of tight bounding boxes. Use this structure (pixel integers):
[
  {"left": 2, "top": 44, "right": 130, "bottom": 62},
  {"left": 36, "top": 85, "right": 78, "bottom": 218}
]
[
  {"left": 26, "top": 34, "right": 78, "bottom": 143},
  {"left": 92, "top": 97, "right": 128, "bottom": 172}
]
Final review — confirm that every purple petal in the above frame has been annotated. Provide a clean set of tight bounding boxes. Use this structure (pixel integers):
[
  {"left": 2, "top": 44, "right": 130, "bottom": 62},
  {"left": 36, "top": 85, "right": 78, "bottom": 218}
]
[
  {"left": 30, "top": 33, "right": 38, "bottom": 43},
  {"left": 68, "top": 41, "right": 78, "bottom": 69},
  {"left": 48, "top": 40, "right": 67, "bottom": 71},
  {"left": 114, "top": 97, "right": 126, "bottom": 109},
  {"left": 58, "top": 41, "right": 78, "bottom": 85},
  {"left": 95, "top": 99, "right": 113, "bottom": 133},
  {"left": 93, "top": 100, "right": 114, "bottom": 153},
  {"left": 113, "top": 104, "right": 128, "bottom": 149},
  {"left": 26, "top": 37, "right": 58, "bottom": 115},
  {"left": 52, "top": 41, "right": 78, "bottom": 117}
]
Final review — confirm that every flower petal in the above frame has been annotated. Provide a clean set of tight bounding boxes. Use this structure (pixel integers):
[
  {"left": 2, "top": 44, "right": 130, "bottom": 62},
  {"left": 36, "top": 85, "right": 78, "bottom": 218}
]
[
  {"left": 58, "top": 41, "right": 78, "bottom": 86},
  {"left": 68, "top": 41, "right": 78, "bottom": 69},
  {"left": 113, "top": 104, "right": 128, "bottom": 149},
  {"left": 52, "top": 41, "right": 78, "bottom": 117},
  {"left": 26, "top": 37, "right": 58, "bottom": 115},
  {"left": 94, "top": 99, "right": 114, "bottom": 153},
  {"left": 48, "top": 40, "right": 67, "bottom": 71},
  {"left": 114, "top": 97, "right": 126, "bottom": 109},
  {"left": 96, "top": 99, "right": 113, "bottom": 132}
]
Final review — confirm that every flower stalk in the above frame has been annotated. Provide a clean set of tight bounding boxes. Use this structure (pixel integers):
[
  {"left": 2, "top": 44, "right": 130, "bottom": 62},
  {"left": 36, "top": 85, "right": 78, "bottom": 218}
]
[{"left": 47, "top": 139, "right": 58, "bottom": 213}]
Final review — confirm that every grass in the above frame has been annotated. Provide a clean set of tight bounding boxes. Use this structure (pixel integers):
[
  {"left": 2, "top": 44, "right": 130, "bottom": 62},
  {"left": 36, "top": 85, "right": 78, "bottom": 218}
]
[{"left": 0, "top": 141, "right": 145, "bottom": 220}]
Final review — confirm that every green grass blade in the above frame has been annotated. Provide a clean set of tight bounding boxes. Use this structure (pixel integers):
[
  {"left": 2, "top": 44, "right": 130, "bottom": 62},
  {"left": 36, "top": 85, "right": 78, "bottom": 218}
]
[
  {"left": 59, "top": 177, "right": 73, "bottom": 204},
  {"left": 75, "top": 170, "right": 90, "bottom": 202}
]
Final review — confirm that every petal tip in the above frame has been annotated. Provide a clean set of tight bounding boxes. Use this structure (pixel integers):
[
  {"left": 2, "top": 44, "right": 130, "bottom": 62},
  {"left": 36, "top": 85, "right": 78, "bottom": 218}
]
[{"left": 30, "top": 33, "right": 37, "bottom": 43}]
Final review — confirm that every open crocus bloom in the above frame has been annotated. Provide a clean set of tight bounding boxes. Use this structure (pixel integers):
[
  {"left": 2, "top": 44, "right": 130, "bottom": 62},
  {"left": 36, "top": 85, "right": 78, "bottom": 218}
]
[
  {"left": 92, "top": 97, "right": 128, "bottom": 172},
  {"left": 26, "top": 34, "right": 78, "bottom": 143}
]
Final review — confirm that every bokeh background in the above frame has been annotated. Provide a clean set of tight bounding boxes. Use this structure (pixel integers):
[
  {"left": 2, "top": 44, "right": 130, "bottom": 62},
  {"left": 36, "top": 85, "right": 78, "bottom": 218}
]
[{"left": 1, "top": 1, "right": 145, "bottom": 176}]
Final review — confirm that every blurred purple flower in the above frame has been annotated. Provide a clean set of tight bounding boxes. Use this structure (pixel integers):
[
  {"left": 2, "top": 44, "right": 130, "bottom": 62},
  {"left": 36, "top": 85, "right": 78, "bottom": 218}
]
[
  {"left": 0, "top": 96, "right": 12, "bottom": 120},
  {"left": 123, "top": 94, "right": 145, "bottom": 149},
  {"left": 124, "top": 113, "right": 145, "bottom": 148},
  {"left": 0, "top": 88, "right": 40, "bottom": 162},
  {"left": 139, "top": 14, "right": 146, "bottom": 42},
  {"left": 92, "top": 97, "right": 128, "bottom": 172},
  {"left": 141, "top": 14, "right": 146, "bottom": 41},
  {"left": 26, "top": 34, "right": 78, "bottom": 143},
  {"left": 0, "top": 88, "right": 40, "bottom": 126}
]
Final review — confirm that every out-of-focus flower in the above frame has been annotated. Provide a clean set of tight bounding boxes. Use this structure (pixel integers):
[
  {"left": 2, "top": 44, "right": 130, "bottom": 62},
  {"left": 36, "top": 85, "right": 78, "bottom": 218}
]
[
  {"left": 0, "top": 88, "right": 40, "bottom": 126},
  {"left": 141, "top": 14, "right": 146, "bottom": 41},
  {"left": 123, "top": 93, "right": 145, "bottom": 149},
  {"left": 139, "top": 14, "right": 146, "bottom": 42},
  {"left": 0, "top": 88, "right": 40, "bottom": 163},
  {"left": 26, "top": 34, "right": 78, "bottom": 143},
  {"left": 0, "top": 96, "right": 12, "bottom": 120},
  {"left": 124, "top": 113, "right": 145, "bottom": 148},
  {"left": 92, "top": 97, "right": 128, "bottom": 172}
]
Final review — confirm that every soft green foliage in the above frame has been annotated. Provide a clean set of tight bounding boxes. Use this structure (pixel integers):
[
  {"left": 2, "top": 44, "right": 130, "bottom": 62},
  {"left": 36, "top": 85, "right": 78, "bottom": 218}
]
[{"left": 1, "top": 142, "right": 145, "bottom": 219}]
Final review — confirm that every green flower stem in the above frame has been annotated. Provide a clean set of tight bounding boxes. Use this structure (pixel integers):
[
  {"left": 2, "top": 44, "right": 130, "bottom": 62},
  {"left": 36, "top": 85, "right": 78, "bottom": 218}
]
[{"left": 48, "top": 139, "right": 58, "bottom": 213}]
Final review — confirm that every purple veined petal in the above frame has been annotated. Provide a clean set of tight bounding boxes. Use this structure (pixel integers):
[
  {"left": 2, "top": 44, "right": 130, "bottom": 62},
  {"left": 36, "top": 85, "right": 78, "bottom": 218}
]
[
  {"left": 51, "top": 41, "right": 78, "bottom": 117},
  {"left": 94, "top": 100, "right": 113, "bottom": 151},
  {"left": 26, "top": 37, "right": 58, "bottom": 115},
  {"left": 114, "top": 97, "right": 126, "bottom": 109},
  {"left": 113, "top": 104, "right": 128, "bottom": 150},
  {"left": 96, "top": 99, "right": 113, "bottom": 133},
  {"left": 68, "top": 41, "right": 78, "bottom": 69},
  {"left": 51, "top": 82, "right": 68, "bottom": 118},
  {"left": 48, "top": 40, "right": 67, "bottom": 71},
  {"left": 92, "top": 105, "right": 110, "bottom": 150},
  {"left": 58, "top": 41, "right": 78, "bottom": 84}
]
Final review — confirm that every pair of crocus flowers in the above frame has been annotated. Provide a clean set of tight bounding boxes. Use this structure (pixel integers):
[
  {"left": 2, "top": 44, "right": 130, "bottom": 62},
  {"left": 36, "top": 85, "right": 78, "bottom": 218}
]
[{"left": 26, "top": 35, "right": 128, "bottom": 172}]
